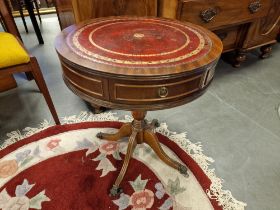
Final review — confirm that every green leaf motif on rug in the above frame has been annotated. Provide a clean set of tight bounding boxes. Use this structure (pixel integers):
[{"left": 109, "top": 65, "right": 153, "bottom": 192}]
[
  {"left": 85, "top": 143, "right": 99, "bottom": 157},
  {"left": 129, "top": 175, "right": 148, "bottom": 192},
  {"left": 144, "top": 146, "right": 153, "bottom": 154},
  {"left": 19, "top": 156, "right": 34, "bottom": 167},
  {"left": 159, "top": 197, "right": 173, "bottom": 210},
  {"left": 0, "top": 189, "right": 11, "bottom": 208},
  {"left": 0, "top": 180, "right": 50, "bottom": 210},
  {"left": 95, "top": 158, "right": 116, "bottom": 177},
  {"left": 113, "top": 193, "right": 130, "bottom": 210},
  {"left": 133, "top": 147, "right": 140, "bottom": 157},
  {"left": 33, "top": 146, "right": 41, "bottom": 157},
  {"left": 113, "top": 151, "right": 122, "bottom": 160},
  {"left": 93, "top": 153, "right": 106, "bottom": 161},
  {"left": 167, "top": 177, "right": 186, "bottom": 196},
  {"left": 15, "top": 179, "right": 35, "bottom": 197},
  {"left": 29, "top": 190, "right": 50, "bottom": 209}
]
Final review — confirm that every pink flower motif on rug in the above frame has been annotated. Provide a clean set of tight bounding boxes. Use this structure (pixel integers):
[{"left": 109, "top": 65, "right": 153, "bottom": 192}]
[
  {"left": 46, "top": 139, "right": 61, "bottom": 150},
  {"left": 130, "top": 189, "right": 154, "bottom": 210},
  {"left": 0, "top": 160, "right": 18, "bottom": 178},
  {"left": 99, "top": 142, "right": 119, "bottom": 155},
  {"left": 75, "top": 138, "right": 125, "bottom": 177},
  {"left": 113, "top": 175, "right": 156, "bottom": 210},
  {"left": 112, "top": 174, "right": 187, "bottom": 209}
]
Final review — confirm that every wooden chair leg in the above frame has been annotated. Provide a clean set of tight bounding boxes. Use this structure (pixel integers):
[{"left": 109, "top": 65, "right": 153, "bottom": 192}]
[
  {"left": 17, "top": 0, "right": 29, "bottom": 33},
  {"left": 25, "top": 72, "right": 34, "bottom": 80},
  {"left": 30, "top": 57, "right": 60, "bottom": 125},
  {"left": 45, "top": 0, "right": 50, "bottom": 7},
  {"left": 0, "top": 16, "right": 7, "bottom": 31},
  {"left": 33, "top": 0, "right": 42, "bottom": 23}
]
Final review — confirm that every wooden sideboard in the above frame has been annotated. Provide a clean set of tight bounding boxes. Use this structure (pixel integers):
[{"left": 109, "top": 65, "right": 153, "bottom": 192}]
[
  {"left": 54, "top": 0, "right": 158, "bottom": 29},
  {"left": 175, "top": 0, "right": 280, "bottom": 67},
  {"left": 54, "top": 0, "right": 280, "bottom": 67},
  {"left": 54, "top": 0, "right": 75, "bottom": 30}
]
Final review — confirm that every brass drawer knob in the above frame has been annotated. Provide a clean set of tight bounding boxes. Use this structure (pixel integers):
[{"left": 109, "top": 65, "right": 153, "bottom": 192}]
[
  {"left": 158, "top": 87, "right": 168, "bottom": 98},
  {"left": 248, "top": 1, "right": 261, "bottom": 13},
  {"left": 200, "top": 8, "right": 217, "bottom": 23}
]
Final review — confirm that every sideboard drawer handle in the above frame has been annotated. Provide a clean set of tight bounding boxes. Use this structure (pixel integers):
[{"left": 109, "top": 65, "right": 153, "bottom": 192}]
[
  {"left": 248, "top": 1, "right": 261, "bottom": 13},
  {"left": 158, "top": 87, "right": 168, "bottom": 98},
  {"left": 200, "top": 8, "right": 217, "bottom": 23},
  {"left": 217, "top": 32, "right": 228, "bottom": 41}
]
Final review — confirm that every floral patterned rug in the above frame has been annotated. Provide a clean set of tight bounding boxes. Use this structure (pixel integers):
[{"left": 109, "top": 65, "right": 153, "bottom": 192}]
[{"left": 0, "top": 112, "right": 247, "bottom": 210}]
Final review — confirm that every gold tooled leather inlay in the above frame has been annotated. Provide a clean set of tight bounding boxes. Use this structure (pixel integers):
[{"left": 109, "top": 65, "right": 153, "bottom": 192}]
[
  {"left": 87, "top": 22, "right": 190, "bottom": 57},
  {"left": 133, "top": 33, "right": 145, "bottom": 39},
  {"left": 67, "top": 18, "right": 209, "bottom": 66}
]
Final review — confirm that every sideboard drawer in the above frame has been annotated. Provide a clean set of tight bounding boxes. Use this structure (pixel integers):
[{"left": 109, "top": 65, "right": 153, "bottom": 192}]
[
  {"left": 177, "top": 0, "right": 270, "bottom": 30},
  {"left": 214, "top": 26, "right": 240, "bottom": 52},
  {"left": 109, "top": 74, "right": 204, "bottom": 105}
]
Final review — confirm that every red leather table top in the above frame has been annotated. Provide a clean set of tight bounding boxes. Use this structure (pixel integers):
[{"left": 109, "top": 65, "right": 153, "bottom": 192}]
[
  {"left": 56, "top": 17, "right": 222, "bottom": 77},
  {"left": 66, "top": 18, "right": 212, "bottom": 68}
]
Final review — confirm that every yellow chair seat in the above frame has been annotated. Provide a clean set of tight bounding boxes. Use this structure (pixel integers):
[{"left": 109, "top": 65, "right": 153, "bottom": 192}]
[{"left": 0, "top": 32, "right": 30, "bottom": 68}]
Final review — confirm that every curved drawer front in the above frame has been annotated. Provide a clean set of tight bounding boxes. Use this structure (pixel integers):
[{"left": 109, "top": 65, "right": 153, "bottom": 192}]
[
  {"left": 177, "top": 0, "right": 270, "bottom": 30},
  {"left": 61, "top": 59, "right": 217, "bottom": 108},
  {"left": 61, "top": 62, "right": 108, "bottom": 100},
  {"left": 109, "top": 68, "right": 215, "bottom": 105}
]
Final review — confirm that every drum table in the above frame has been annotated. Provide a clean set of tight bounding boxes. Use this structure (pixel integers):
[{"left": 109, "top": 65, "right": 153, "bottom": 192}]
[{"left": 55, "top": 17, "right": 223, "bottom": 196}]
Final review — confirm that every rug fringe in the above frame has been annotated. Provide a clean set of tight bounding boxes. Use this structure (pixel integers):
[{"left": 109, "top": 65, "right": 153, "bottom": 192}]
[
  {"left": 0, "top": 120, "right": 51, "bottom": 150},
  {"left": 155, "top": 124, "right": 247, "bottom": 210},
  {"left": 1, "top": 111, "right": 246, "bottom": 210}
]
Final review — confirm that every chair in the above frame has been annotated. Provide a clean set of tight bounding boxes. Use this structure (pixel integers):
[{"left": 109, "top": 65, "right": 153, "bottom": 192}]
[
  {"left": 0, "top": 15, "right": 6, "bottom": 30},
  {"left": 0, "top": 32, "right": 60, "bottom": 124},
  {"left": 15, "top": 0, "right": 42, "bottom": 33}
]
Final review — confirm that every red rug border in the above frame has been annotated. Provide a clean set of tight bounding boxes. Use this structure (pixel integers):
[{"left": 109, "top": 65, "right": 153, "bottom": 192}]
[{"left": 0, "top": 121, "right": 222, "bottom": 210}]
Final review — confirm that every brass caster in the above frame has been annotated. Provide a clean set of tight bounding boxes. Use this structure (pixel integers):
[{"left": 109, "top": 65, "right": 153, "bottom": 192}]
[
  {"left": 260, "top": 45, "right": 272, "bottom": 59},
  {"left": 109, "top": 185, "right": 123, "bottom": 197},
  {"left": 178, "top": 165, "right": 189, "bottom": 178},
  {"left": 96, "top": 132, "right": 104, "bottom": 139},
  {"left": 94, "top": 106, "right": 107, "bottom": 114}
]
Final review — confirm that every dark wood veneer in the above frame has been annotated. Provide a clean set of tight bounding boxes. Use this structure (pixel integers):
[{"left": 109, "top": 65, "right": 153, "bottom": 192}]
[{"left": 54, "top": 0, "right": 280, "bottom": 67}]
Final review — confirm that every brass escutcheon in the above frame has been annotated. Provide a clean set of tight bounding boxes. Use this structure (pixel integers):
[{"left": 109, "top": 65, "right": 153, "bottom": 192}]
[{"left": 158, "top": 87, "right": 168, "bottom": 98}]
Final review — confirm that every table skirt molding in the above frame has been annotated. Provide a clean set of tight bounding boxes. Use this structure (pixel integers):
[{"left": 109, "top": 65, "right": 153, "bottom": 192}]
[{"left": 1, "top": 111, "right": 247, "bottom": 210}]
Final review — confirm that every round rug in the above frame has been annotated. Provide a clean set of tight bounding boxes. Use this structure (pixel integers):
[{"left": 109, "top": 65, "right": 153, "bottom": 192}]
[{"left": 0, "top": 118, "right": 246, "bottom": 210}]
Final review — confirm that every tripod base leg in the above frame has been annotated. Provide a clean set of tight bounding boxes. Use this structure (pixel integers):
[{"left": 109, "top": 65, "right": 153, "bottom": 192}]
[
  {"left": 109, "top": 130, "right": 138, "bottom": 196},
  {"left": 96, "top": 123, "right": 132, "bottom": 142},
  {"left": 143, "top": 130, "right": 189, "bottom": 177}
]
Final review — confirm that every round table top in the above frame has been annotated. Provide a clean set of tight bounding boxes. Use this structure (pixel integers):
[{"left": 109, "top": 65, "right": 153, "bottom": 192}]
[{"left": 55, "top": 17, "right": 222, "bottom": 77}]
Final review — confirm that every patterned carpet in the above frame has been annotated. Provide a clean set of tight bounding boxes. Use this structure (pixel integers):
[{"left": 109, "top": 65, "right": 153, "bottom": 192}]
[{"left": 0, "top": 112, "right": 246, "bottom": 210}]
